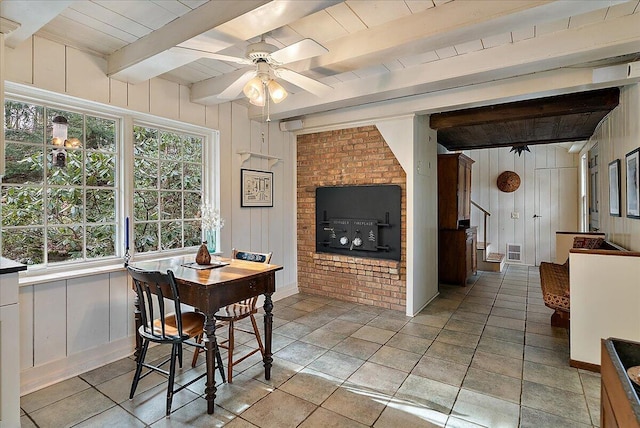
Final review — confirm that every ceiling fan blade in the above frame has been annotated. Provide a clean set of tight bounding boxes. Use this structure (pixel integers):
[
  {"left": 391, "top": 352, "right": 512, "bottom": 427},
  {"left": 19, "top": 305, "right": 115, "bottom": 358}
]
[
  {"left": 171, "top": 47, "right": 252, "bottom": 65},
  {"left": 270, "top": 39, "right": 328, "bottom": 65},
  {"left": 218, "top": 70, "right": 256, "bottom": 99},
  {"left": 275, "top": 68, "right": 332, "bottom": 97}
]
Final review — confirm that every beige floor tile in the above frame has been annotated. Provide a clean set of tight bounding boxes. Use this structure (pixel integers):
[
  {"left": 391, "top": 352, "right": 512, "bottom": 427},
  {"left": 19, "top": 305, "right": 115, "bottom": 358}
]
[
  {"left": 240, "top": 389, "right": 316, "bottom": 428},
  {"left": 299, "top": 406, "right": 368, "bottom": 427},
  {"left": 347, "top": 362, "right": 407, "bottom": 396},
  {"left": 386, "top": 333, "right": 432, "bottom": 354},
  {"left": 519, "top": 406, "right": 592, "bottom": 428},
  {"left": 366, "top": 315, "right": 409, "bottom": 332},
  {"left": 307, "top": 349, "right": 365, "bottom": 380},
  {"left": 279, "top": 368, "right": 342, "bottom": 405},
  {"left": 374, "top": 403, "right": 448, "bottom": 427},
  {"left": 351, "top": 325, "right": 396, "bottom": 345},
  {"left": 523, "top": 361, "right": 583, "bottom": 394},
  {"left": 425, "top": 341, "right": 475, "bottom": 366},
  {"left": 451, "top": 388, "right": 520, "bottom": 428},
  {"left": 322, "top": 384, "right": 388, "bottom": 426},
  {"left": 275, "top": 341, "right": 327, "bottom": 366},
  {"left": 435, "top": 329, "right": 480, "bottom": 349},
  {"left": 29, "top": 388, "right": 116, "bottom": 428},
  {"left": 299, "top": 328, "right": 348, "bottom": 349},
  {"left": 332, "top": 336, "right": 382, "bottom": 360},
  {"left": 395, "top": 374, "right": 460, "bottom": 414},
  {"left": 521, "top": 380, "right": 591, "bottom": 425},
  {"left": 21, "top": 377, "right": 91, "bottom": 413},
  {"left": 74, "top": 405, "right": 146, "bottom": 427},
  {"left": 369, "top": 345, "right": 422, "bottom": 372},
  {"left": 79, "top": 357, "right": 137, "bottom": 386},
  {"left": 213, "top": 373, "right": 273, "bottom": 415},
  {"left": 412, "top": 355, "right": 469, "bottom": 387},
  {"left": 462, "top": 367, "right": 522, "bottom": 403},
  {"left": 471, "top": 350, "right": 523, "bottom": 379}
]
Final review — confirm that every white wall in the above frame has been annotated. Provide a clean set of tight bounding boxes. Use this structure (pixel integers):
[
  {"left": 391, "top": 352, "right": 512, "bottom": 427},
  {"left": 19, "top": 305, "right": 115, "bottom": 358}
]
[
  {"left": 585, "top": 84, "right": 640, "bottom": 251},
  {"left": 465, "top": 145, "right": 579, "bottom": 266},
  {"left": 4, "top": 36, "right": 298, "bottom": 394}
]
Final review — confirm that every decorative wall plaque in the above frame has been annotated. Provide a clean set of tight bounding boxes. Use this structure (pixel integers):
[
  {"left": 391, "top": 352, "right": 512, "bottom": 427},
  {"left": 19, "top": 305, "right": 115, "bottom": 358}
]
[{"left": 497, "top": 171, "right": 521, "bottom": 193}]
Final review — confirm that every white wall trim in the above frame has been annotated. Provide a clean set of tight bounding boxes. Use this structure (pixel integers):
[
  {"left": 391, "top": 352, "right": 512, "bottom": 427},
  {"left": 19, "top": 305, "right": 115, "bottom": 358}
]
[{"left": 20, "top": 336, "right": 135, "bottom": 396}]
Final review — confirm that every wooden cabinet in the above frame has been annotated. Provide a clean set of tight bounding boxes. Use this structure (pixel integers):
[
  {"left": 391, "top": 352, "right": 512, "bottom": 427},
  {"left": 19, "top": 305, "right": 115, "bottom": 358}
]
[
  {"left": 438, "top": 153, "right": 476, "bottom": 285},
  {"left": 439, "top": 227, "right": 477, "bottom": 286},
  {"left": 601, "top": 338, "right": 640, "bottom": 428},
  {"left": 438, "top": 153, "right": 474, "bottom": 229}
]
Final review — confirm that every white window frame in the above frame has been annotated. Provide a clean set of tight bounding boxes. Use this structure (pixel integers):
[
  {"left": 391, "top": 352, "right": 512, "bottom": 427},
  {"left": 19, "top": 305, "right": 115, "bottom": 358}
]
[{"left": 3, "top": 82, "right": 219, "bottom": 278}]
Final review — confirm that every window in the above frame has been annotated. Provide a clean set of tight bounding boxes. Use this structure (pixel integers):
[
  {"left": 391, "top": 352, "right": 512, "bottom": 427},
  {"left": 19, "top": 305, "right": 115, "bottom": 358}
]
[
  {"left": 2, "top": 100, "right": 117, "bottom": 265},
  {"left": 1, "top": 90, "right": 216, "bottom": 269},
  {"left": 132, "top": 124, "right": 204, "bottom": 254}
]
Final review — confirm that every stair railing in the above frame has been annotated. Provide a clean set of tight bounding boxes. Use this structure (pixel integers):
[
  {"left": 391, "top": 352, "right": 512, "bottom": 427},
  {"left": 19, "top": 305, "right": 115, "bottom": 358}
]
[{"left": 471, "top": 200, "right": 491, "bottom": 262}]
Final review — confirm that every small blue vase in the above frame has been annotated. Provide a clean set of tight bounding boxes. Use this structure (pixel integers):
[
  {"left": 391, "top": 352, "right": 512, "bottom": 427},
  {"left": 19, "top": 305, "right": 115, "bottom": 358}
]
[{"left": 204, "top": 228, "right": 217, "bottom": 253}]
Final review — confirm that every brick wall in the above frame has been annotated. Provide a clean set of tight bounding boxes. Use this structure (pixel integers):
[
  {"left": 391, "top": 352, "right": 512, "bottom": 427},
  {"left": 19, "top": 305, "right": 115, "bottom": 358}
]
[{"left": 297, "top": 125, "right": 407, "bottom": 311}]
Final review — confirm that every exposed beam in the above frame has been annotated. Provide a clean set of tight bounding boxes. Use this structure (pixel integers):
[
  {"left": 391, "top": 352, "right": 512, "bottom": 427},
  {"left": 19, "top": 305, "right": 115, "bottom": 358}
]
[
  {"left": 0, "top": 0, "right": 73, "bottom": 48},
  {"left": 242, "top": 11, "right": 640, "bottom": 121},
  {"left": 108, "top": 0, "right": 269, "bottom": 82},
  {"left": 429, "top": 88, "right": 620, "bottom": 130}
]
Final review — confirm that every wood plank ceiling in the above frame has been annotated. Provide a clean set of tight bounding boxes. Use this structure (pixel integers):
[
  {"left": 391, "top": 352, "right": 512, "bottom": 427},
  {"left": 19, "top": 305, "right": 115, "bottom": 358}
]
[{"left": 429, "top": 88, "right": 620, "bottom": 151}]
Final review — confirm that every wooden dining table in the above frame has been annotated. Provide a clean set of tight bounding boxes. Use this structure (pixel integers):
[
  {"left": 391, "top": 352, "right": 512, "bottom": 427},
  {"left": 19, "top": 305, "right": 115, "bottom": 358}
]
[{"left": 128, "top": 255, "right": 283, "bottom": 414}]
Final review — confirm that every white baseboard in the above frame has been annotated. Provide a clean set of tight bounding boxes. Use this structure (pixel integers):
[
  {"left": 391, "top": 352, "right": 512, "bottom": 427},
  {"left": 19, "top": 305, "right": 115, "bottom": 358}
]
[{"left": 21, "top": 336, "right": 136, "bottom": 396}]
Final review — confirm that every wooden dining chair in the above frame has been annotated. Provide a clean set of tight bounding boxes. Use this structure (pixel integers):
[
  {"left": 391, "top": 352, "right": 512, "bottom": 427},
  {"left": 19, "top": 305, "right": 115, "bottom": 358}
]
[
  {"left": 127, "top": 266, "right": 224, "bottom": 416},
  {"left": 193, "top": 248, "right": 272, "bottom": 383}
]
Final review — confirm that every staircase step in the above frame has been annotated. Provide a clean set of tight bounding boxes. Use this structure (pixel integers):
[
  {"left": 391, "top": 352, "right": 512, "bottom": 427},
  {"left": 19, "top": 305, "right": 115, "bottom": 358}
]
[
  {"left": 477, "top": 241, "right": 490, "bottom": 250},
  {"left": 478, "top": 252, "right": 505, "bottom": 273}
]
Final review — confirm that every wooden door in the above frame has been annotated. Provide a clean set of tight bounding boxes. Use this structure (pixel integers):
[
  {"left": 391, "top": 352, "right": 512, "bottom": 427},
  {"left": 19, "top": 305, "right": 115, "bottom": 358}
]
[{"left": 534, "top": 167, "right": 578, "bottom": 265}]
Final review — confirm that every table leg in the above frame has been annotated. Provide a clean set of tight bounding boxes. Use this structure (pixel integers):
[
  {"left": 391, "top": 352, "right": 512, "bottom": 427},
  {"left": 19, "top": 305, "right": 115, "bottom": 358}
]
[
  {"left": 263, "top": 292, "right": 273, "bottom": 380},
  {"left": 203, "top": 315, "right": 218, "bottom": 414}
]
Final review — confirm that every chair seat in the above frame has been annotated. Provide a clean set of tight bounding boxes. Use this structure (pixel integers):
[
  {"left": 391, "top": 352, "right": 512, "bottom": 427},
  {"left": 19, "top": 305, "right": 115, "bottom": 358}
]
[
  {"left": 155, "top": 311, "right": 205, "bottom": 338},
  {"left": 214, "top": 303, "right": 255, "bottom": 322}
]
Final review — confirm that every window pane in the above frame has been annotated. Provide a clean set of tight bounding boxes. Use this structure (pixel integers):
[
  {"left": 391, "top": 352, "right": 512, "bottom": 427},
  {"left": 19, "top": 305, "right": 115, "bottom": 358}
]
[
  {"left": 184, "top": 220, "right": 201, "bottom": 247},
  {"left": 86, "top": 189, "right": 115, "bottom": 223},
  {"left": 134, "top": 190, "right": 159, "bottom": 221},
  {"left": 183, "top": 163, "right": 201, "bottom": 190},
  {"left": 1, "top": 227, "right": 44, "bottom": 264},
  {"left": 86, "top": 152, "right": 115, "bottom": 187},
  {"left": 4, "top": 101, "right": 44, "bottom": 143},
  {"left": 47, "top": 187, "right": 83, "bottom": 224},
  {"left": 159, "top": 131, "right": 181, "bottom": 160},
  {"left": 134, "top": 222, "right": 158, "bottom": 252},
  {"left": 48, "top": 225, "right": 83, "bottom": 262},
  {"left": 1, "top": 186, "right": 44, "bottom": 226},
  {"left": 183, "top": 136, "right": 202, "bottom": 162},
  {"left": 160, "top": 161, "right": 182, "bottom": 189},
  {"left": 86, "top": 116, "right": 116, "bottom": 151},
  {"left": 133, "top": 126, "right": 158, "bottom": 157},
  {"left": 160, "top": 220, "right": 181, "bottom": 249},
  {"left": 47, "top": 149, "right": 83, "bottom": 186},
  {"left": 134, "top": 158, "right": 158, "bottom": 189},
  {"left": 184, "top": 191, "right": 201, "bottom": 218},
  {"left": 86, "top": 224, "right": 115, "bottom": 258},
  {"left": 2, "top": 142, "right": 44, "bottom": 184},
  {"left": 161, "top": 191, "right": 182, "bottom": 220}
]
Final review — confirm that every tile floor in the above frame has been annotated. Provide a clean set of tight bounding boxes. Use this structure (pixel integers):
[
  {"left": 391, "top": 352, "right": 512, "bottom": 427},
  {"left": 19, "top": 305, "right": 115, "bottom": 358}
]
[{"left": 20, "top": 265, "right": 601, "bottom": 427}]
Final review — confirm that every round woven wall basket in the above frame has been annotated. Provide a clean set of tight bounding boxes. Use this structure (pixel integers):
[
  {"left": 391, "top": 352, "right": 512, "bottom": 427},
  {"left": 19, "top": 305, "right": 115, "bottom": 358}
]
[{"left": 497, "top": 171, "right": 521, "bottom": 193}]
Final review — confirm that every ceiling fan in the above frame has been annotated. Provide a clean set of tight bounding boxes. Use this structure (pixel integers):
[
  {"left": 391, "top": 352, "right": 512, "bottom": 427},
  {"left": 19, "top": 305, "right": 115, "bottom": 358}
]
[{"left": 174, "top": 35, "right": 332, "bottom": 105}]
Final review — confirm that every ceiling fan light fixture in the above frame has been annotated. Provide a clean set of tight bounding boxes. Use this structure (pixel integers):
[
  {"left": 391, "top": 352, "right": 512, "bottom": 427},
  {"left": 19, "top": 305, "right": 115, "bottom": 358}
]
[
  {"left": 267, "top": 79, "right": 288, "bottom": 103},
  {"left": 243, "top": 76, "right": 264, "bottom": 102},
  {"left": 249, "top": 90, "right": 266, "bottom": 107}
]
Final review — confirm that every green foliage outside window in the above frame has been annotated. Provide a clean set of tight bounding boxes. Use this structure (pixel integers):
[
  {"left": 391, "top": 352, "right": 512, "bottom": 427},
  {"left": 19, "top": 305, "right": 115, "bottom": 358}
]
[
  {"left": 132, "top": 125, "right": 203, "bottom": 254},
  {"left": 1, "top": 100, "right": 116, "bottom": 265}
]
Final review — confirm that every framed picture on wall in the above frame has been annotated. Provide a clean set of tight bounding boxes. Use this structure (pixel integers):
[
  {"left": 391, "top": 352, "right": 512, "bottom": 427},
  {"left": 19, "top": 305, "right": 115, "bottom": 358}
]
[
  {"left": 626, "top": 148, "right": 640, "bottom": 219},
  {"left": 241, "top": 168, "right": 273, "bottom": 207},
  {"left": 608, "top": 159, "right": 621, "bottom": 216}
]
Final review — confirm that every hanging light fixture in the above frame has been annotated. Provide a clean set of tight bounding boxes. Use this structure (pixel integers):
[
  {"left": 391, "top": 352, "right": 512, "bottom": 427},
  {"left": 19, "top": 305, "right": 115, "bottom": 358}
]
[
  {"left": 510, "top": 144, "right": 530, "bottom": 156},
  {"left": 242, "top": 61, "right": 288, "bottom": 107}
]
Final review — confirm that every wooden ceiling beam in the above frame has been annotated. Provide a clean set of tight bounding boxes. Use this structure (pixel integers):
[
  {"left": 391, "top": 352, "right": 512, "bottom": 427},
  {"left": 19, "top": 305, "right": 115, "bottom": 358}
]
[{"left": 430, "top": 88, "right": 620, "bottom": 130}]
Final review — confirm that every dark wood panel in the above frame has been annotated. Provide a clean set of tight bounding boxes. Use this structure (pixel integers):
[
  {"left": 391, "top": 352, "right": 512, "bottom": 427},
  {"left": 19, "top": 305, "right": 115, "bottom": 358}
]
[{"left": 430, "top": 88, "right": 620, "bottom": 151}]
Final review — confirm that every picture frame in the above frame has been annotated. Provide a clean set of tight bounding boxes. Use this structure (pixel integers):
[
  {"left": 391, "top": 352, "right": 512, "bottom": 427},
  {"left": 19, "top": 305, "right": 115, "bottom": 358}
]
[
  {"left": 241, "top": 168, "right": 273, "bottom": 207},
  {"left": 608, "top": 159, "right": 621, "bottom": 216},
  {"left": 626, "top": 147, "right": 640, "bottom": 219}
]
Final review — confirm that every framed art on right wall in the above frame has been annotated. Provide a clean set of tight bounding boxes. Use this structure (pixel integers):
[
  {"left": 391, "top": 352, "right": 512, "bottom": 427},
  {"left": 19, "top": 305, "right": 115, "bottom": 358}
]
[
  {"left": 626, "top": 147, "right": 640, "bottom": 219},
  {"left": 609, "top": 159, "right": 621, "bottom": 216}
]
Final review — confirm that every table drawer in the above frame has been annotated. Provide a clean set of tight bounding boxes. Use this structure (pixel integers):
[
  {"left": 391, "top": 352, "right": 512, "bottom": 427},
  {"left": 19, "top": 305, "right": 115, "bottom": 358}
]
[{"left": 218, "top": 274, "right": 273, "bottom": 307}]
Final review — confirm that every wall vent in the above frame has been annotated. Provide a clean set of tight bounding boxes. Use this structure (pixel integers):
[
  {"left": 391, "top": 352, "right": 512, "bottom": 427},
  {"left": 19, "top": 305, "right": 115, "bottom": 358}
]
[{"left": 506, "top": 243, "right": 522, "bottom": 262}]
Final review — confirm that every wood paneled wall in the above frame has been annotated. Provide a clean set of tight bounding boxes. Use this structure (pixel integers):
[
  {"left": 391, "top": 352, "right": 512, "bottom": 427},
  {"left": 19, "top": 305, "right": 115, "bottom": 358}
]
[
  {"left": 466, "top": 145, "right": 579, "bottom": 266},
  {"left": 5, "top": 36, "right": 298, "bottom": 394}
]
